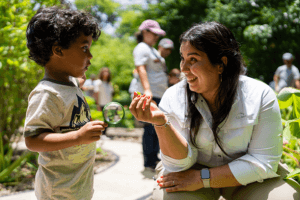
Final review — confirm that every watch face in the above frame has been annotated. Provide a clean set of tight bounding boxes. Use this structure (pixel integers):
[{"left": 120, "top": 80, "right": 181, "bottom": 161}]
[{"left": 201, "top": 169, "right": 210, "bottom": 179}]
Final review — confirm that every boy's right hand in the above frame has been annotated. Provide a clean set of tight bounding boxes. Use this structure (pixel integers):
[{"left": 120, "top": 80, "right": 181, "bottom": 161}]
[{"left": 76, "top": 121, "right": 108, "bottom": 144}]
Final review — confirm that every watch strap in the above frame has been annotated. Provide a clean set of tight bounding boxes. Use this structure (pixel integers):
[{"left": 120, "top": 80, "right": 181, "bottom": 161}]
[{"left": 202, "top": 178, "right": 210, "bottom": 188}]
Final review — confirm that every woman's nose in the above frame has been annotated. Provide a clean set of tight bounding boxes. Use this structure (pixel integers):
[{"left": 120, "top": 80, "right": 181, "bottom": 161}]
[{"left": 180, "top": 61, "right": 189, "bottom": 72}]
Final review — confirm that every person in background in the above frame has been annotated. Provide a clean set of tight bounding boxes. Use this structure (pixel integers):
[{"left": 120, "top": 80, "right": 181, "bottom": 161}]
[
  {"left": 273, "top": 52, "right": 300, "bottom": 93},
  {"left": 133, "top": 19, "right": 168, "bottom": 171},
  {"left": 24, "top": 6, "right": 106, "bottom": 200},
  {"left": 79, "top": 74, "right": 87, "bottom": 89},
  {"left": 158, "top": 38, "right": 174, "bottom": 59},
  {"left": 129, "top": 69, "right": 143, "bottom": 98},
  {"left": 168, "top": 68, "right": 182, "bottom": 87},
  {"left": 130, "top": 21, "right": 298, "bottom": 199},
  {"left": 94, "top": 67, "right": 114, "bottom": 138},
  {"left": 82, "top": 74, "right": 96, "bottom": 97}
]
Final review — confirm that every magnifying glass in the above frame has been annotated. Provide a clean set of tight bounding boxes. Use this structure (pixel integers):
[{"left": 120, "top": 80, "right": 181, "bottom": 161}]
[{"left": 103, "top": 102, "right": 125, "bottom": 125}]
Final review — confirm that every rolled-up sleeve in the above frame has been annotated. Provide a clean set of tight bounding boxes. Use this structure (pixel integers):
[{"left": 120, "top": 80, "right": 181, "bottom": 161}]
[
  {"left": 160, "top": 128, "right": 198, "bottom": 172},
  {"left": 229, "top": 88, "right": 283, "bottom": 185},
  {"left": 158, "top": 86, "right": 198, "bottom": 172}
]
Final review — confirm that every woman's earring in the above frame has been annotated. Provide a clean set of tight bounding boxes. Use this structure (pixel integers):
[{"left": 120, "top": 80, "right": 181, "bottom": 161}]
[{"left": 220, "top": 74, "right": 223, "bottom": 83}]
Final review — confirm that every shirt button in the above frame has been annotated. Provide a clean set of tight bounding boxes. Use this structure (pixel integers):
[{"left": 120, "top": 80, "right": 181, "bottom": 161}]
[{"left": 201, "top": 100, "right": 203, "bottom": 102}]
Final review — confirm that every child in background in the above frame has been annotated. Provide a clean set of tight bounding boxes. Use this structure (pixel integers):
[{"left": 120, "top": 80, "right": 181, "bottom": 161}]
[
  {"left": 24, "top": 6, "right": 106, "bottom": 200},
  {"left": 93, "top": 67, "right": 114, "bottom": 138},
  {"left": 168, "top": 68, "right": 182, "bottom": 87}
]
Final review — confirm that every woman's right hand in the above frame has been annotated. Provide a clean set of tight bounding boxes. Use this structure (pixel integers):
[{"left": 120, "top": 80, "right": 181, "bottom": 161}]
[{"left": 129, "top": 92, "right": 167, "bottom": 126}]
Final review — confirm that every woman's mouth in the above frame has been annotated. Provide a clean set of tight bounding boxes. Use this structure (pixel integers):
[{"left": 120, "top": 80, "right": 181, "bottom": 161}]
[{"left": 187, "top": 77, "right": 197, "bottom": 83}]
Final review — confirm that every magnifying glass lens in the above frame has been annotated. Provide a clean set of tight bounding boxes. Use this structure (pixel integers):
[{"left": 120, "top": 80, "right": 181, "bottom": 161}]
[{"left": 103, "top": 102, "right": 125, "bottom": 125}]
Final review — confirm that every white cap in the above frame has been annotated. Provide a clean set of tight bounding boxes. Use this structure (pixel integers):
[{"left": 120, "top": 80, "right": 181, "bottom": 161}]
[
  {"left": 282, "top": 52, "right": 293, "bottom": 60},
  {"left": 158, "top": 38, "right": 174, "bottom": 49}
]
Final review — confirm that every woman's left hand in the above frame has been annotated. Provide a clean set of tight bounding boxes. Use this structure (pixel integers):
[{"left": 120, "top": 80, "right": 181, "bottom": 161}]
[{"left": 156, "top": 169, "right": 204, "bottom": 192}]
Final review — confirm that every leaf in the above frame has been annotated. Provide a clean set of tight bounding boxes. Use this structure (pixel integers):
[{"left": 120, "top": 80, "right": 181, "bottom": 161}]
[
  {"left": 277, "top": 87, "right": 300, "bottom": 110},
  {"left": 284, "top": 177, "right": 300, "bottom": 191},
  {"left": 285, "top": 168, "right": 300, "bottom": 179},
  {"left": 283, "top": 122, "right": 292, "bottom": 141},
  {"left": 0, "top": 151, "right": 31, "bottom": 182}
]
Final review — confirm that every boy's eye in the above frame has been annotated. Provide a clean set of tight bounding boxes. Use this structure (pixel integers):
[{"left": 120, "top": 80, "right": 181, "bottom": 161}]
[{"left": 83, "top": 46, "right": 88, "bottom": 52}]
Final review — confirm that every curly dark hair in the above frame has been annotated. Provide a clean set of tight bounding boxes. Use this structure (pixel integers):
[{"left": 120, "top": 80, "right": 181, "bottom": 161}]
[
  {"left": 180, "top": 21, "right": 244, "bottom": 157},
  {"left": 26, "top": 6, "right": 101, "bottom": 66}
]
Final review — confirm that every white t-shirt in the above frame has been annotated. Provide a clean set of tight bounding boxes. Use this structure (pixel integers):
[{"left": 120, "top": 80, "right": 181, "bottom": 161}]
[
  {"left": 159, "top": 75, "right": 282, "bottom": 186},
  {"left": 94, "top": 79, "right": 114, "bottom": 107},
  {"left": 23, "top": 77, "right": 95, "bottom": 200},
  {"left": 275, "top": 65, "right": 300, "bottom": 91},
  {"left": 133, "top": 42, "right": 168, "bottom": 98}
]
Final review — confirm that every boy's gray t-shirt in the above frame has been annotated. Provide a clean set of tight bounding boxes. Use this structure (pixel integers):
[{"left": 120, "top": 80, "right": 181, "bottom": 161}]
[
  {"left": 23, "top": 77, "right": 95, "bottom": 200},
  {"left": 275, "top": 65, "right": 300, "bottom": 90},
  {"left": 133, "top": 42, "right": 168, "bottom": 98}
]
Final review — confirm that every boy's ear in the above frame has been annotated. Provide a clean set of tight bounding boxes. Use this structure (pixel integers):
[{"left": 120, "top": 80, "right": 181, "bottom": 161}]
[{"left": 52, "top": 45, "right": 63, "bottom": 57}]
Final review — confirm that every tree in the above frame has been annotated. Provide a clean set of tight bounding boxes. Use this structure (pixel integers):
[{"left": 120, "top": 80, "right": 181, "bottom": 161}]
[
  {"left": 75, "top": 0, "right": 121, "bottom": 29},
  {"left": 84, "top": 32, "right": 136, "bottom": 105},
  {"left": 205, "top": 0, "right": 300, "bottom": 83},
  {"left": 0, "top": 0, "right": 61, "bottom": 146},
  {"left": 0, "top": 0, "right": 61, "bottom": 182}
]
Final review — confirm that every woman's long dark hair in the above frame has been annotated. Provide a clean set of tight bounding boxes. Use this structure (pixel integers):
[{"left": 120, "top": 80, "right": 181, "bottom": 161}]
[{"left": 180, "top": 22, "right": 244, "bottom": 157}]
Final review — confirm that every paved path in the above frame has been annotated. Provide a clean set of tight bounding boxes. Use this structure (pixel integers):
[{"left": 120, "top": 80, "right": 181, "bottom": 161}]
[{"left": 1, "top": 139, "right": 156, "bottom": 200}]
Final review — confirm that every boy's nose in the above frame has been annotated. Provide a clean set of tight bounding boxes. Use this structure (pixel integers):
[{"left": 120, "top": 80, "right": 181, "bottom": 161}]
[{"left": 88, "top": 52, "right": 93, "bottom": 59}]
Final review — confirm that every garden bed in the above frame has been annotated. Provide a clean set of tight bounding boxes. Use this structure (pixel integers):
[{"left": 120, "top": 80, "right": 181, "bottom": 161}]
[{"left": 0, "top": 148, "right": 117, "bottom": 197}]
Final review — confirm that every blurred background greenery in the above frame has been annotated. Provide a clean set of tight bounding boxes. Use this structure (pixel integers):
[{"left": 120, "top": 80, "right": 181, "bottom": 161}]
[{"left": 1, "top": 0, "right": 300, "bottom": 188}]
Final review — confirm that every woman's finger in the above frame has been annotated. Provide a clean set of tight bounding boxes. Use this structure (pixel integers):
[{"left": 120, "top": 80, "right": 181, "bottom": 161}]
[
  {"left": 133, "top": 91, "right": 138, "bottom": 99},
  {"left": 129, "top": 95, "right": 141, "bottom": 116},
  {"left": 143, "top": 96, "right": 151, "bottom": 111},
  {"left": 136, "top": 95, "right": 146, "bottom": 110},
  {"left": 158, "top": 180, "right": 177, "bottom": 188}
]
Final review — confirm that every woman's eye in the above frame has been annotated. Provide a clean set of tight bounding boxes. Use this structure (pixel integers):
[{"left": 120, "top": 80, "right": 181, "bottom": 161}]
[
  {"left": 190, "top": 58, "right": 197, "bottom": 62},
  {"left": 180, "top": 56, "right": 184, "bottom": 60}
]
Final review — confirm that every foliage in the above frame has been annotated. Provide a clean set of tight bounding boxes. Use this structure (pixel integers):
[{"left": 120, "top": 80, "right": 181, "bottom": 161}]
[
  {"left": 115, "top": 5, "right": 145, "bottom": 37},
  {"left": 277, "top": 87, "right": 300, "bottom": 186},
  {"left": 75, "top": 0, "right": 120, "bottom": 28},
  {"left": 86, "top": 32, "right": 136, "bottom": 93},
  {"left": 0, "top": 0, "right": 61, "bottom": 183},
  {"left": 205, "top": 0, "right": 300, "bottom": 84}
]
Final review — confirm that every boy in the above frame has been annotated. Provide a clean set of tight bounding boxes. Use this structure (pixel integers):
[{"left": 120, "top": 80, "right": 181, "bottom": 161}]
[{"left": 24, "top": 6, "right": 105, "bottom": 200}]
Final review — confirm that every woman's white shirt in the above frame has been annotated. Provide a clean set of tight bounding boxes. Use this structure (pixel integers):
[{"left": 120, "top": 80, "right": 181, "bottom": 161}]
[
  {"left": 158, "top": 75, "right": 283, "bottom": 185},
  {"left": 133, "top": 42, "right": 168, "bottom": 98}
]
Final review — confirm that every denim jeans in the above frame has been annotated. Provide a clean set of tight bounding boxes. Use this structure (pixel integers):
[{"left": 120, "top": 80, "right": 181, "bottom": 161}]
[{"left": 142, "top": 97, "right": 161, "bottom": 168}]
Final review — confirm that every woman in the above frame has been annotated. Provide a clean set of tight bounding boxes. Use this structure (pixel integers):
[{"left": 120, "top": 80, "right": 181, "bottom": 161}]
[
  {"left": 133, "top": 19, "right": 168, "bottom": 171},
  {"left": 129, "top": 22, "right": 299, "bottom": 199}
]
